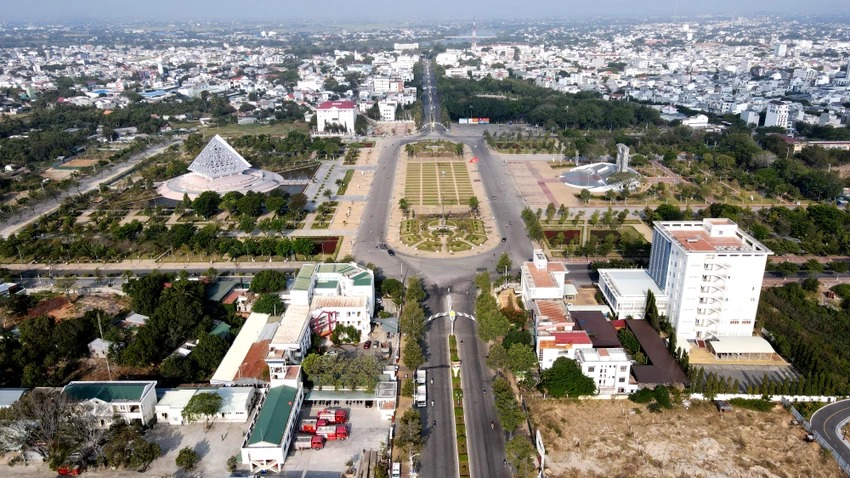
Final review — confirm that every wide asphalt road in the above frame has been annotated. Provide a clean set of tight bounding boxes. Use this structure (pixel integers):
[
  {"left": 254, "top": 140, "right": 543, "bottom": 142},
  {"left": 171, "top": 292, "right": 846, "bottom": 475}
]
[
  {"left": 418, "top": 288, "right": 457, "bottom": 478},
  {"left": 450, "top": 284, "right": 511, "bottom": 478},
  {"left": 810, "top": 399, "right": 850, "bottom": 470},
  {"left": 352, "top": 59, "right": 512, "bottom": 477}
]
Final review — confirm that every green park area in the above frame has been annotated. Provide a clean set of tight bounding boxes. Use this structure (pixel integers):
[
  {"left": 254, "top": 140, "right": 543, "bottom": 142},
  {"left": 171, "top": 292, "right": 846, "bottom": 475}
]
[
  {"left": 400, "top": 216, "right": 486, "bottom": 253},
  {"left": 404, "top": 161, "right": 474, "bottom": 206}
]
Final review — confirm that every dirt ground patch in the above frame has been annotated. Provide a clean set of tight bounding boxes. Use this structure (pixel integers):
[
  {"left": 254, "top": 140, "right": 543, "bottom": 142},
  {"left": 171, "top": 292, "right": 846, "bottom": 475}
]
[
  {"left": 27, "top": 294, "right": 129, "bottom": 321},
  {"left": 76, "top": 357, "right": 155, "bottom": 382},
  {"left": 60, "top": 158, "right": 100, "bottom": 168},
  {"left": 573, "top": 286, "right": 601, "bottom": 304},
  {"left": 27, "top": 296, "right": 71, "bottom": 319},
  {"left": 530, "top": 398, "right": 841, "bottom": 478},
  {"left": 498, "top": 288, "right": 518, "bottom": 310}
]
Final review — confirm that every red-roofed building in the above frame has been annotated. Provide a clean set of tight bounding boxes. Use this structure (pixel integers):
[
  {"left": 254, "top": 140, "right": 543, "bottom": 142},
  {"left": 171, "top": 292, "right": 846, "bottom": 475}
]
[
  {"left": 316, "top": 100, "right": 356, "bottom": 135},
  {"left": 520, "top": 249, "right": 571, "bottom": 304},
  {"left": 537, "top": 330, "right": 593, "bottom": 369}
]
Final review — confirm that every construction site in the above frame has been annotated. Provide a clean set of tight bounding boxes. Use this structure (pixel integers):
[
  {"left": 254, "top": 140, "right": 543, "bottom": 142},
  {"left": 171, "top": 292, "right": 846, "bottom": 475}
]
[{"left": 530, "top": 398, "right": 842, "bottom": 478}]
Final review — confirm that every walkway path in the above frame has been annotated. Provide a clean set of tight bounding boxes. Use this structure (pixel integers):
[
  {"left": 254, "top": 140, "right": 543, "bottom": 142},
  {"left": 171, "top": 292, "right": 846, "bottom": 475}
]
[{"left": 0, "top": 139, "right": 182, "bottom": 238}]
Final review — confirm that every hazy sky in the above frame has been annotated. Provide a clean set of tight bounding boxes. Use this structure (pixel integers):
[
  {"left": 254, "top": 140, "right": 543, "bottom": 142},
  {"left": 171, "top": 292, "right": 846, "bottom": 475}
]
[{"left": 3, "top": 0, "right": 850, "bottom": 22}]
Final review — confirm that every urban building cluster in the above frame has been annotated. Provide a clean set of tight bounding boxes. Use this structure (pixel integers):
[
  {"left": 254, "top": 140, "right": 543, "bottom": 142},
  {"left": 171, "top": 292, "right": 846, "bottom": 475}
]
[
  {"left": 522, "top": 217, "right": 774, "bottom": 395},
  {"left": 0, "top": 27, "right": 421, "bottom": 134},
  {"left": 435, "top": 17, "right": 850, "bottom": 132}
]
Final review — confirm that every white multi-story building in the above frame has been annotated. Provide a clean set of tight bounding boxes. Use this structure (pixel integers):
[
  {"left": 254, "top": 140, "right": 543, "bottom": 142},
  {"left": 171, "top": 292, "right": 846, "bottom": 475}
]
[
  {"left": 378, "top": 100, "right": 397, "bottom": 122},
  {"left": 647, "top": 218, "right": 771, "bottom": 340},
  {"left": 266, "top": 304, "right": 312, "bottom": 373},
  {"left": 372, "top": 77, "right": 391, "bottom": 94},
  {"left": 764, "top": 101, "right": 790, "bottom": 129},
  {"left": 520, "top": 249, "right": 575, "bottom": 305},
  {"left": 575, "top": 348, "right": 636, "bottom": 395},
  {"left": 63, "top": 381, "right": 158, "bottom": 426},
  {"left": 600, "top": 218, "right": 772, "bottom": 342},
  {"left": 289, "top": 263, "right": 375, "bottom": 342},
  {"left": 316, "top": 100, "right": 356, "bottom": 134}
]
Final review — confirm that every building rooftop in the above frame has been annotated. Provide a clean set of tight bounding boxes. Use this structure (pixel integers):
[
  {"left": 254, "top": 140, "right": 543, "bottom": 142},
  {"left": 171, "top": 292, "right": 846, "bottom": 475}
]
[
  {"left": 206, "top": 280, "right": 242, "bottom": 302},
  {"left": 572, "top": 311, "right": 621, "bottom": 348},
  {"left": 63, "top": 381, "right": 156, "bottom": 403},
  {"left": 124, "top": 312, "right": 149, "bottom": 326},
  {"left": 524, "top": 262, "right": 556, "bottom": 288},
  {"left": 292, "top": 265, "right": 316, "bottom": 291},
  {"left": 576, "top": 347, "right": 630, "bottom": 362},
  {"left": 626, "top": 320, "right": 689, "bottom": 385},
  {"left": 247, "top": 385, "right": 299, "bottom": 446},
  {"left": 0, "top": 388, "right": 28, "bottom": 408},
  {"left": 707, "top": 336, "right": 776, "bottom": 355},
  {"left": 211, "top": 312, "right": 273, "bottom": 385},
  {"left": 157, "top": 387, "right": 255, "bottom": 414},
  {"left": 317, "top": 100, "right": 356, "bottom": 110},
  {"left": 655, "top": 219, "right": 772, "bottom": 254},
  {"left": 539, "top": 331, "right": 592, "bottom": 349},
  {"left": 311, "top": 295, "right": 368, "bottom": 309},
  {"left": 598, "top": 269, "right": 665, "bottom": 298},
  {"left": 314, "top": 279, "right": 339, "bottom": 290},
  {"left": 269, "top": 305, "right": 311, "bottom": 347},
  {"left": 534, "top": 300, "right": 573, "bottom": 329}
]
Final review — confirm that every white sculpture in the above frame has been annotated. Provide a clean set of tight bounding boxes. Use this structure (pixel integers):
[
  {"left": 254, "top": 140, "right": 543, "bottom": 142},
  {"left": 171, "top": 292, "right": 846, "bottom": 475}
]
[{"left": 616, "top": 143, "right": 630, "bottom": 173}]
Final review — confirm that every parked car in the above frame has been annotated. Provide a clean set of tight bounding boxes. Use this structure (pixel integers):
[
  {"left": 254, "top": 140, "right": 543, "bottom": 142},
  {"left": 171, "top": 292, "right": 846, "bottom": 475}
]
[
  {"left": 387, "top": 249, "right": 396, "bottom": 256},
  {"left": 363, "top": 341, "right": 372, "bottom": 350}
]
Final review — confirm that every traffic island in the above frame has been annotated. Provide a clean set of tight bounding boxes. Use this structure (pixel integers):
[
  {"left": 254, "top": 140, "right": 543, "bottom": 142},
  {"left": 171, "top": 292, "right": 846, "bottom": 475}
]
[{"left": 449, "top": 335, "right": 469, "bottom": 477}]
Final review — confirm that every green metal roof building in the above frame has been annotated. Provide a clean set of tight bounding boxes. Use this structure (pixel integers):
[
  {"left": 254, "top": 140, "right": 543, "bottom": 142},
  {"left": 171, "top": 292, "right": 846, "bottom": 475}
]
[
  {"left": 241, "top": 384, "right": 304, "bottom": 473},
  {"left": 63, "top": 381, "right": 158, "bottom": 425}
]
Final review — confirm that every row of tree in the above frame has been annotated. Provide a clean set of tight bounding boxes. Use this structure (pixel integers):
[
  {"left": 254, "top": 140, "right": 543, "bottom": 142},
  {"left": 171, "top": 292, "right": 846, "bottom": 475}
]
[
  {"left": 473, "top": 273, "right": 510, "bottom": 342},
  {"left": 400, "top": 277, "right": 428, "bottom": 372},
  {"left": 0, "top": 220, "right": 327, "bottom": 263},
  {"left": 438, "top": 76, "right": 663, "bottom": 130}
]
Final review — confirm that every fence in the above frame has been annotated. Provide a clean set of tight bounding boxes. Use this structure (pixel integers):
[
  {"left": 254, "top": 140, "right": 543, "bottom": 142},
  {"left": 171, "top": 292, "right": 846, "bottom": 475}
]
[{"left": 690, "top": 393, "right": 841, "bottom": 403}]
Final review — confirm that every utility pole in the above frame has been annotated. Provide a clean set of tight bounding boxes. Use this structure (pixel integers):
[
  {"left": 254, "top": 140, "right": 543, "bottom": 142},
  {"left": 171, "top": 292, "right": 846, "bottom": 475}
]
[{"left": 97, "top": 312, "right": 112, "bottom": 381}]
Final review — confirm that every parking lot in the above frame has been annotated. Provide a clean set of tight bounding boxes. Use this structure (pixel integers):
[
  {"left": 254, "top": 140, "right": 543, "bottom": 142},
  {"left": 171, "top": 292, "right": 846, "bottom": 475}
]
[
  {"left": 282, "top": 403, "right": 391, "bottom": 477},
  {"left": 699, "top": 364, "right": 800, "bottom": 392},
  {"left": 144, "top": 421, "right": 247, "bottom": 476}
]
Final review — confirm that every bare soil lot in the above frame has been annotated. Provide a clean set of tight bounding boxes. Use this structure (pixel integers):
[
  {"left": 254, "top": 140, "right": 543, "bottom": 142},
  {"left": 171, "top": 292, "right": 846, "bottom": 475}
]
[{"left": 529, "top": 398, "right": 842, "bottom": 478}]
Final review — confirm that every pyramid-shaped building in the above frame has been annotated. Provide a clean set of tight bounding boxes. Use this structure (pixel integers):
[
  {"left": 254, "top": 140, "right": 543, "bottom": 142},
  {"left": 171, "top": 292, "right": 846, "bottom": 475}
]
[{"left": 158, "top": 135, "right": 285, "bottom": 201}]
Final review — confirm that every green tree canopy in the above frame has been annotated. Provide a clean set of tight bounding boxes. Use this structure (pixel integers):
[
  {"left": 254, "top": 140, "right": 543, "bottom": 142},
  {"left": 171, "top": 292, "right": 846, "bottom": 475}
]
[
  {"left": 506, "top": 343, "right": 537, "bottom": 374},
  {"left": 541, "top": 357, "right": 597, "bottom": 398},
  {"left": 192, "top": 191, "right": 221, "bottom": 219},
  {"left": 176, "top": 447, "right": 200, "bottom": 470},
  {"left": 182, "top": 392, "right": 223, "bottom": 428},
  {"left": 250, "top": 270, "right": 287, "bottom": 293},
  {"left": 252, "top": 294, "right": 284, "bottom": 314}
]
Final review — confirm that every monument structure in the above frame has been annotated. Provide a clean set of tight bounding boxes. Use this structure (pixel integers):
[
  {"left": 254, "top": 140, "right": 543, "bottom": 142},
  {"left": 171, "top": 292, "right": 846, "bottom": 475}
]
[
  {"left": 559, "top": 143, "right": 640, "bottom": 193},
  {"left": 158, "top": 135, "right": 286, "bottom": 201},
  {"left": 617, "top": 143, "right": 630, "bottom": 173}
]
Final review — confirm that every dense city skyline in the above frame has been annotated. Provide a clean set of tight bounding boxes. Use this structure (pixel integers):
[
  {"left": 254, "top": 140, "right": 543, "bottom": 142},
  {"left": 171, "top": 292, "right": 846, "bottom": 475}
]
[{"left": 3, "top": 0, "right": 850, "bottom": 22}]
